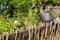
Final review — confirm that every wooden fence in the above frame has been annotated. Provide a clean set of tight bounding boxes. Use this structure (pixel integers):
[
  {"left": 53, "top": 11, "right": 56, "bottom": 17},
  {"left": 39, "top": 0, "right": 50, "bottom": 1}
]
[{"left": 0, "top": 20, "right": 60, "bottom": 40}]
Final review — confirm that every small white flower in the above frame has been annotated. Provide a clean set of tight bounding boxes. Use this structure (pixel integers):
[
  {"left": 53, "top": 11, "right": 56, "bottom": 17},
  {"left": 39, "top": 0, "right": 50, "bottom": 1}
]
[{"left": 14, "top": 20, "right": 18, "bottom": 25}]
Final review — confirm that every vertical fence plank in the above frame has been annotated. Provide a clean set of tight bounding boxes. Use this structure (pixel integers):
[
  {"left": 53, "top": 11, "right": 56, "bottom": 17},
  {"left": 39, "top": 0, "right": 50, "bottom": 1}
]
[
  {"left": 0, "top": 34, "right": 1, "bottom": 40},
  {"left": 6, "top": 33, "right": 9, "bottom": 40},
  {"left": 39, "top": 23, "right": 43, "bottom": 40},
  {"left": 44, "top": 23, "right": 49, "bottom": 40},
  {"left": 18, "top": 32, "right": 21, "bottom": 40},
  {"left": 17, "top": 29, "right": 21, "bottom": 40},
  {"left": 28, "top": 25, "right": 31, "bottom": 40},
  {"left": 51, "top": 21, "right": 56, "bottom": 40},
  {"left": 49, "top": 21, "right": 53, "bottom": 40},
  {"left": 21, "top": 32, "right": 25, "bottom": 40},
  {"left": 31, "top": 28, "right": 34, "bottom": 40},
  {"left": 2, "top": 33, "right": 5, "bottom": 40},
  {"left": 14, "top": 30, "right": 18, "bottom": 40},
  {"left": 50, "top": 21, "right": 53, "bottom": 31},
  {"left": 34, "top": 25, "right": 37, "bottom": 40},
  {"left": 37, "top": 27, "right": 40, "bottom": 40}
]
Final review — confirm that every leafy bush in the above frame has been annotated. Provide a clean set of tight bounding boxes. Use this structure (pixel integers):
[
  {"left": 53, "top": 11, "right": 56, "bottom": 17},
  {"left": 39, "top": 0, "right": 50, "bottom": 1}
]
[
  {"left": 50, "top": 13, "right": 60, "bottom": 19},
  {"left": 0, "top": 0, "right": 42, "bottom": 33},
  {"left": 0, "top": 0, "right": 60, "bottom": 33}
]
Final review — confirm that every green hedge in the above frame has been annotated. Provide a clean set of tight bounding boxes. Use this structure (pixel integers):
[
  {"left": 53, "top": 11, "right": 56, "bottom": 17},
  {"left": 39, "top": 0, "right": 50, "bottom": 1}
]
[{"left": 0, "top": 0, "right": 60, "bottom": 33}]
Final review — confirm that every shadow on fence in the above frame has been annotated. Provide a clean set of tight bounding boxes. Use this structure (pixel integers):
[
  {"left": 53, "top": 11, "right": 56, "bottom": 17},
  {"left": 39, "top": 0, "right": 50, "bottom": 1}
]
[{"left": 0, "top": 20, "right": 60, "bottom": 40}]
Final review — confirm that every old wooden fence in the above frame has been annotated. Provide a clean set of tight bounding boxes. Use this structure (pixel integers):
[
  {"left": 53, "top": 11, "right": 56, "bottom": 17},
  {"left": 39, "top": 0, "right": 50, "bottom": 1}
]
[{"left": 0, "top": 19, "right": 60, "bottom": 40}]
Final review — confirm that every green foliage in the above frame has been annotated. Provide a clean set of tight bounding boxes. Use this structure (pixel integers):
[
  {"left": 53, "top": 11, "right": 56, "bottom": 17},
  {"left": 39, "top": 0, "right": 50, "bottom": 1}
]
[
  {"left": 50, "top": 13, "right": 60, "bottom": 19},
  {"left": 0, "top": 0, "right": 41, "bottom": 33}
]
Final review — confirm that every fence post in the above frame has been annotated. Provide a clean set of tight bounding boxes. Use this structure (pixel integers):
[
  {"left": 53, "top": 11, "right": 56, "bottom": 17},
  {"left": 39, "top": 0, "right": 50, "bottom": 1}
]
[
  {"left": 50, "top": 21, "right": 53, "bottom": 31},
  {"left": 31, "top": 26, "right": 34, "bottom": 40},
  {"left": 34, "top": 25, "right": 37, "bottom": 40},
  {"left": 57, "top": 19, "right": 60, "bottom": 33},
  {"left": 28, "top": 25, "right": 31, "bottom": 40},
  {"left": 39, "top": 23, "right": 43, "bottom": 40},
  {"left": 0, "top": 34, "right": 1, "bottom": 40},
  {"left": 17, "top": 29, "right": 21, "bottom": 40},
  {"left": 37, "top": 26, "right": 40, "bottom": 40},
  {"left": 44, "top": 23, "right": 49, "bottom": 39},
  {"left": 14, "top": 30, "right": 18, "bottom": 40},
  {"left": 6, "top": 32, "right": 9, "bottom": 40},
  {"left": 49, "top": 21, "right": 53, "bottom": 40},
  {"left": 2, "top": 32, "right": 5, "bottom": 40}
]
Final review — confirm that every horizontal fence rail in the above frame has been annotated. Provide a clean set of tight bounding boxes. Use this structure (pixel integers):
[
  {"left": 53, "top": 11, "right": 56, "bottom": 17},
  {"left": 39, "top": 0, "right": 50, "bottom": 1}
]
[{"left": 0, "top": 19, "right": 60, "bottom": 40}]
